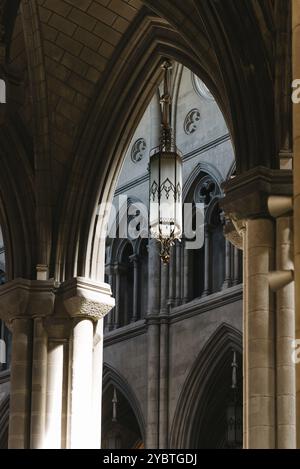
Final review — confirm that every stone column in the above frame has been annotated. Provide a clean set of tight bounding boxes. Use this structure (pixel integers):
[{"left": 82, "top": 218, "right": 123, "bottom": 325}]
[
  {"left": 113, "top": 265, "right": 121, "bottom": 329},
  {"left": 168, "top": 245, "right": 176, "bottom": 306},
  {"left": 45, "top": 341, "right": 64, "bottom": 449},
  {"left": 175, "top": 241, "right": 182, "bottom": 306},
  {"left": 159, "top": 318, "right": 169, "bottom": 449},
  {"left": 146, "top": 239, "right": 160, "bottom": 448},
  {"left": 292, "top": 0, "right": 300, "bottom": 447},
  {"left": 203, "top": 226, "right": 211, "bottom": 297},
  {"left": 245, "top": 218, "right": 276, "bottom": 448},
  {"left": 0, "top": 276, "right": 114, "bottom": 449},
  {"left": 30, "top": 318, "right": 48, "bottom": 449},
  {"left": 221, "top": 167, "right": 293, "bottom": 449},
  {"left": 70, "top": 317, "right": 94, "bottom": 449},
  {"left": 182, "top": 240, "right": 190, "bottom": 303},
  {"left": 8, "top": 317, "right": 33, "bottom": 449},
  {"left": 222, "top": 239, "right": 232, "bottom": 289},
  {"left": 147, "top": 239, "right": 161, "bottom": 315},
  {"left": 130, "top": 254, "right": 139, "bottom": 323},
  {"left": 0, "top": 279, "right": 55, "bottom": 449},
  {"left": 105, "top": 265, "right": 114, "bottom": 332},
  {"left": 233, "top": 246, "right": 241, "bottom": 285},
  {"left": 159, "top": 262, "right": 169, "bottom": 449},
  {"left": 91, "top": 319, "right": 104, "bottom": 447},
  {"left": 275, "top": 215, "right": 296, "bottom": 448},
  {"left": 61, "top": 277, "right": 115, "bottom": 449}
]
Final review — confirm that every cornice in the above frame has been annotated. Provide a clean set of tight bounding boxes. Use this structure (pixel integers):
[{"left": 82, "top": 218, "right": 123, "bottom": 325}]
[{"left": 221, "top": 167, "right": 293, "bottom": 220}]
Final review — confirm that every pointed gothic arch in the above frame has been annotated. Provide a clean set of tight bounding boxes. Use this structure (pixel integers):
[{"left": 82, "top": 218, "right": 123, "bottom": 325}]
[
  {"left": 102, "top": 364, "right": 146, "bottom": 445},
  {"left": 169, "top": 323, "right": 242, "bottom": 448}
]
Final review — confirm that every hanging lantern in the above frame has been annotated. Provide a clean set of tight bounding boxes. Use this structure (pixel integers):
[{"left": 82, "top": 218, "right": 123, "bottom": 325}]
[{"left": 149, "top": 60, "right": 183, "bottom": 264}]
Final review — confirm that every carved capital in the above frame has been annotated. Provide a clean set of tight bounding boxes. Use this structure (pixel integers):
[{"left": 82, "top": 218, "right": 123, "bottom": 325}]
[
  {"left": 223, "top": 218, "right": 244, "bottom": 250},
  {"left": 59, "top": 277, "right": 115, "bottom": 322},
  {"left": 0, "top": 278, "right": 56, "bottom": 327}
]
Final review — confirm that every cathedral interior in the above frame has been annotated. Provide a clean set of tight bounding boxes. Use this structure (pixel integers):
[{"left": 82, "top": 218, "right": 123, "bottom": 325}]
[{"left": 0, "top": 0, "right": 299, "bottom": 450}]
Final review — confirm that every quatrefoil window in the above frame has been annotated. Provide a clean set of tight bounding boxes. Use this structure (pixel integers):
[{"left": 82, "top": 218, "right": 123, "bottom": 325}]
[
  {"left": 184, "top": 109, "right": 201, "bottom": 135},
  {"left": 131, "top": 138, "right": 147, "bottom": 163}
]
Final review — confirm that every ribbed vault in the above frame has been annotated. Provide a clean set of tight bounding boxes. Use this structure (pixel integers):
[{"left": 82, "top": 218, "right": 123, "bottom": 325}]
[{"left": 0, "top": 0, "right": 291, "bottom": 282}]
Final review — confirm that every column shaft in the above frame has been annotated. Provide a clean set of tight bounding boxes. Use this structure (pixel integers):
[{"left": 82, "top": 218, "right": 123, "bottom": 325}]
[
  {"left": 45, "top": 341, "right": 64, "bottom": 449},
  {"left": 146, "top": 239, "right": 160, "bottom": 448},
  {"left": 160, "top": 263, "right": 169, "bottom": 313},
  {"left": 292, "top": 0, "right": 300, "bottom": 447},
  {"left": 183, "top": 242, "right": 190, "bottom": 303},
  {"left": 30, "top": 318, "right": 47, "bottom": 449},
  {"left": 203, "top": 227, "right": 211, "bottom": 296},
  {"left": 159, "top": 321, "right": 169, "bottom": 449},
  {"left": 8, "top": 318, "right": 33, "bottom": 449},
  {"left": 276, "top": 216, "right": 296, "bottom": 448},
  {"left": 114, "top": 269, "right": 120, "bottom": 329},
  {"left": 222, "top": 239, "right": 232, "bottom": 289},
  {"left": 146, "top": 322, "right": 160, "bottom": 448},
  {"left": 175, "top": 242, "right": 181, "bottom": 305},
  {"left": 245, "top": 218, "right": 275, "bottom": 448},
  {"left": 147, "top": 239, "right": 160, "bottom": 314},
  {"left": 107, "top": 274, "right": 114, "bottom": 331},
  {"left": 92, "top": 319, "right": 103, "bottom": 448},
  {"left": 132, "top": 257, "right": 139, "bottom": 322},
  {"left": 69, "top": 318, "right": 94, "bottom": 449},
  {"left": 168, "top": 245, "right": 176, "bottom": 306},
  {"left": 242, "top": 226, "right": 248, "bottom": 447},
  {"left": 233, "top": 246, "right": 241, "bottom": 285}
]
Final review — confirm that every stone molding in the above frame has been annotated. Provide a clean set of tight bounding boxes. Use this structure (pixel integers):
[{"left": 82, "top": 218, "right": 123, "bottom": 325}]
[
  {"left": 221, "top": 166, "right": 293, "bottom": 221},
  {"left": 0, "top": 278, "right": 55, "bottom": 326},
  {"left": 220, "top": 167, "right": 292, "bottom": 247},
  {"left": 58, "top": 277, "right": 115, "bottom": 322}
]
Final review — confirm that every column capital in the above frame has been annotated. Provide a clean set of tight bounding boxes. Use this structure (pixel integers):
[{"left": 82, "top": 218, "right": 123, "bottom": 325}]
[
  {"left": 221, "top": 166, "right": 293, "bottom": 221},
  {"left": 58, "top": 277, "right": 115, "bottom": 322},
  {"left": 223, "top": 217, "right": 245, "bottom": 250},
  {"left": 0, "top": 278, "right": 56, "bottom": 326}
]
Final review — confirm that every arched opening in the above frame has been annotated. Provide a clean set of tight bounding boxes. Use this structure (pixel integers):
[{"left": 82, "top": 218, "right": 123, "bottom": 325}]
[
  {"left": 102, "top": 61, "right": 243, "bottom": 449},
  {"left": 102, "top": 366, "right": 145, "bottom": 449},
  {"left": 192, "top": 348, "right": 242, "bottom": 449},
  {"left": 0, "top": 0, "right": 289, "bottom": 451},
  {"left": 102, "top": 385, "right": 143, "bottom": 449},
  {"left": 170, "top": 324, "right": 243, "bottom": 449}
]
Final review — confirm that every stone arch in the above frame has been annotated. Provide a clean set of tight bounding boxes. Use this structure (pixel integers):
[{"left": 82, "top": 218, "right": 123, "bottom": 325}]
[
  {"left": 102, "top": 364, "right": 146, "bottom": 444},
  {"left": 0, "top": 0, "right": 281, "bottom": 288},
  {"left": 54, "top": 14, "right": 230, "bottom": 283},
  {"left": 169, "top": 323, "right": 242, "bottom": 448},
  {"left": 0, "top": 122, "right": 36, "bottom": 280}
]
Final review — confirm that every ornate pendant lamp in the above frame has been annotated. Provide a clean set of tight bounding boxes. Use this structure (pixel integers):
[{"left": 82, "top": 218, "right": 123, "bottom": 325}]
[{"left": 149, "top": 60, "right": 183, "bottom": 264}]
